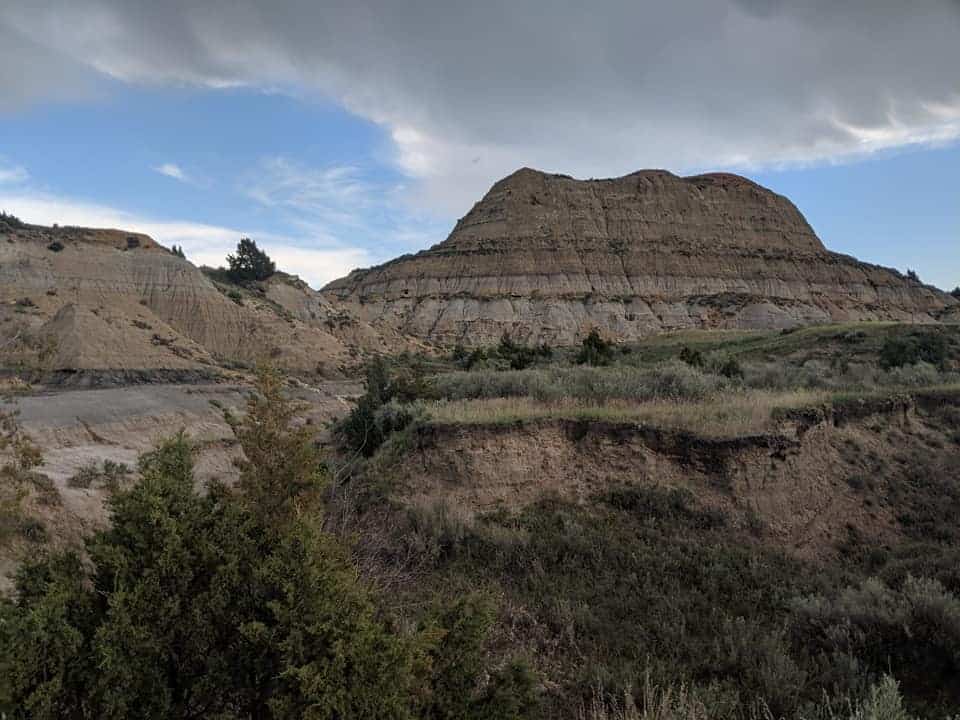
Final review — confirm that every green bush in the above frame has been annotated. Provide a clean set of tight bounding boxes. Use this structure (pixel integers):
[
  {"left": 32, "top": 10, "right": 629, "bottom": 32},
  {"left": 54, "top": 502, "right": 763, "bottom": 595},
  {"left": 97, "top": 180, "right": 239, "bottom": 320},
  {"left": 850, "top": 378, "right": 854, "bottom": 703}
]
[
  {"left": 790, "top": 576, "right": 960, "bottom": 706},
  {"left": 879, "top": 332, "right": 949, "bottom": 370},
  {"left": 18, "top": 517, "right": 47, "bottom": 543},
  {"left": 335, "top": 358, "right": 424, "bottom": 457},
  {"left": 678, "top": 346, "right": 705, "bottom": 368},
  {"left": 714, "top": 356, "right": 743, "bottom": 380},
  {"left": 576, "top": 329, "right": 615, "bottom": 367},
  {"left": 66, "top": 462, "right": 99, "bottom": 489}
]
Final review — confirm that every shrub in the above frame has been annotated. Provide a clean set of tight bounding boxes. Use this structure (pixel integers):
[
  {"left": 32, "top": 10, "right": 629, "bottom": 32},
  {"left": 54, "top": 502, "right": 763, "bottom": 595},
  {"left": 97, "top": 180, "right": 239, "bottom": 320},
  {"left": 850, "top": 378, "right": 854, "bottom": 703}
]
[
  {"left": 884, "top": 361, "right": 943, "bottom": 387},
  {"left": 46, "top": 241, "right": 64, "bottom": 252},
  {"left": 495, "top": 334, "right": 553, "bottom": 370},
  {"left": 577, "top": 329, "right": 615, "bottom": 366},
  {"left": 879, "top": 332, "right": 949, "bottom": 370},
  {"left": 170, "top": 244, "right": 186, "bottom": 259},
  {"left": 0, "top": 210, "right": 25, "bottom": 228},
  {"left": 952, "top": 287, "right": 960, "bottom": 300},
  {"left": 906, "top": 269, "right": 920, "bottom": 282},
  {"left": 678, "top": 346, "right": 704, "bottom": 368},
  {"left": 335, "top": 357, "right": 398, "bottom": 456},
  {"left": 226, "top": 288, "right": 244, "bottom": 305},
  {"left": 18, "top": 517, "right": 47, "bottom": 543},
  {"left": 790, "top": 575, "right": 960, "bottom": 704},
  {"left": 715, "top": 356, "right": 743, "bottom": 380},
  {"left": 431, "top": 363, "right": 729, "bottom": 404},
  {"left": 226, "top": 237, "right": 276, "bottom": 282},
  {"left": 67, "top": 462, "right": 100, "bottom": 489}
]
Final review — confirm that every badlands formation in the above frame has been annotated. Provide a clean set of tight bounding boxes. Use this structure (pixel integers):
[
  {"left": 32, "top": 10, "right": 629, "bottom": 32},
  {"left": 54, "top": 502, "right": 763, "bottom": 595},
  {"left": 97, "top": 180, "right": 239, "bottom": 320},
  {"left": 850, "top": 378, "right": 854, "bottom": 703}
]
[
  {"left": 0, "top": 219, "right": 402, "bottom": 382},
  {"left": 324, "top": 168, "right": 956, "bottom": 345}
]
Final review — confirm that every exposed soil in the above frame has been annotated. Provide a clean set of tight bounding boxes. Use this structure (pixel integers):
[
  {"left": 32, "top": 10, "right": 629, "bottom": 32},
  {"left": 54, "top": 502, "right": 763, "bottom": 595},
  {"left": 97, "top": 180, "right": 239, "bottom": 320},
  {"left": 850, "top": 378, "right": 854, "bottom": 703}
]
[{"left": 388, "top": 395, "right": 960, "bottom": 561}]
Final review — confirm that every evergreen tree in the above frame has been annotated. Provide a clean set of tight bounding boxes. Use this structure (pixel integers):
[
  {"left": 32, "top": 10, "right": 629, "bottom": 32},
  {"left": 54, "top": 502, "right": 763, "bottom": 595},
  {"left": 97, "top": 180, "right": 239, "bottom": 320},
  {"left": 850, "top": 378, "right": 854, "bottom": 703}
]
[{"left": 227, "top": 237, "right": 276, "bottom": 282}]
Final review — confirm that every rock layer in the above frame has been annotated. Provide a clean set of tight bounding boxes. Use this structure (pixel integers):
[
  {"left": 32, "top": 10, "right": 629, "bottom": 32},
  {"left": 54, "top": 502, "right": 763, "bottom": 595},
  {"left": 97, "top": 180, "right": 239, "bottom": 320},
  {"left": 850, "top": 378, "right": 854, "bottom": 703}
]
[{"left": 323, "top": 168, "right": 956, "bottom": 345}]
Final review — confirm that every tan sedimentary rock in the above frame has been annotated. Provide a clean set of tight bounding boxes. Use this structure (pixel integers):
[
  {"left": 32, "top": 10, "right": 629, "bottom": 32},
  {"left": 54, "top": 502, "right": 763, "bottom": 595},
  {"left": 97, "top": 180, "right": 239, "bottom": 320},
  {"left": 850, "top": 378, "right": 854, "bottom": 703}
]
[{"left": 323, "top": 168, "right": 956, "bottom": 345}]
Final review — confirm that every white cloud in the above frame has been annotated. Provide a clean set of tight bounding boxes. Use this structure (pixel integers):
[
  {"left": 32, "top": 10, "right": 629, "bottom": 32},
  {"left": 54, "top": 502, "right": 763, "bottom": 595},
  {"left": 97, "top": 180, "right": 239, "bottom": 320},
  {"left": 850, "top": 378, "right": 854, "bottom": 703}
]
[
  {"left": 153, "top": 162, "right": 190, "bottom": 183},
  {"left": 3, "top": 1, "right": 960, "bottom": 214},
  {"left": 0, "top": 189, "right": 372, "bottom": 288},
  {"left": 244, "top": 158, "right": 375, "bottom": 231},
  {"left": 242, "top": 155, "right": 452, "bottom": 257}
]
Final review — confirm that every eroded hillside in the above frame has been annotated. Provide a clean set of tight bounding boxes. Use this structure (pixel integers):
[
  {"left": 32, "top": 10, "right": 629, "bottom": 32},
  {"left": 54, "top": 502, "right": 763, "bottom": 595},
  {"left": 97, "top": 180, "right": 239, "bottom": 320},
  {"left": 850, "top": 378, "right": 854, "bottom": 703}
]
[
  {"left": 0, "top": 217, "right": 406, "bottom": 382},
  {"left": 324, "top": 168, "right": 957, "bottom": 345}
]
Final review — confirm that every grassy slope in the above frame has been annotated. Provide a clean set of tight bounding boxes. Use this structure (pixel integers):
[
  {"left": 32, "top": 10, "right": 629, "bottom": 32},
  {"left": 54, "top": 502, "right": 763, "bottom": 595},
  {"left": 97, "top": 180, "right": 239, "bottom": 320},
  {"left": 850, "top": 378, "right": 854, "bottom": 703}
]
[{"left": 342, "top": 322, "right": 960, "bottom": 718}]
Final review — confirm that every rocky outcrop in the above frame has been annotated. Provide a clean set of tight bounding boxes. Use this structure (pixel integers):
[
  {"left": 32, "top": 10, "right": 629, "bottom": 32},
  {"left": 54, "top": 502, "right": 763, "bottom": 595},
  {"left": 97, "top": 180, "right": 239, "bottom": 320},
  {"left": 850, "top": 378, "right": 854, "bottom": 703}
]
[{"left": 323, "top": 168, "right": 957, "bottom": 345}]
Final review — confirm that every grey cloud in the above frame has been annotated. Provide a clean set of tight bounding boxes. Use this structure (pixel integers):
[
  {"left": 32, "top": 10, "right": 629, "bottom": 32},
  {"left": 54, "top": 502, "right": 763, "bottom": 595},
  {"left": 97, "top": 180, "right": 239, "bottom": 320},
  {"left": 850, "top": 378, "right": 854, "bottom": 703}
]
[
  {"left": 2, "top": 0, "right": 959, "bottom": 214},
  {"left": 0, "top": 22, "right": 95, "bottom": 111}
]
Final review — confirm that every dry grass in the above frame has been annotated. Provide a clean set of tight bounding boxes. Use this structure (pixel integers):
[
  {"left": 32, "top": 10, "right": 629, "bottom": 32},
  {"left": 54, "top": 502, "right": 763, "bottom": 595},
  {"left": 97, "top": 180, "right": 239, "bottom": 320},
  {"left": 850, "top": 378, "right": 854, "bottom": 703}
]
[{"left": 425, "top": 389, "right": 829, "bottom": 437}]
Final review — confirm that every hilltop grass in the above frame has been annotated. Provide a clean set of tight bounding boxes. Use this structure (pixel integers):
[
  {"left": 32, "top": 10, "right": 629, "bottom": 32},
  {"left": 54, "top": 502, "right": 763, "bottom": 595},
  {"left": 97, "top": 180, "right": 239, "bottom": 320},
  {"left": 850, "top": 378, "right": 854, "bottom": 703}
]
[
  {"left": 423, "top": 383, "right": 960, "bottom": 437},
  {"left": 424, "top": 391, "right": 826, "bottom": 437}
]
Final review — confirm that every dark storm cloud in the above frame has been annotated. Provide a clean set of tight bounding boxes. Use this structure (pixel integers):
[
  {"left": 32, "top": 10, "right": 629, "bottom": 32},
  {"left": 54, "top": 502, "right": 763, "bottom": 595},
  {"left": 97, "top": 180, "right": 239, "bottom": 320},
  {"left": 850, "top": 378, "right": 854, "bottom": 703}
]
[{"left": 2, "top": 0, "right": 959, "bottom": 212}]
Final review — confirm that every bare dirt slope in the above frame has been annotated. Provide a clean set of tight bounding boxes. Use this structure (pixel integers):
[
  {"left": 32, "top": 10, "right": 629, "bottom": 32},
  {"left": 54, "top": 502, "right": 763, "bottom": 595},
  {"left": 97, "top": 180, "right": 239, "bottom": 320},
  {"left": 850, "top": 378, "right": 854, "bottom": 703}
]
[
  {"left": 0, "top": 218, "right": 401, "bottom": 379},
  {"left": 324, "top": 168, "right": 957, "bottom": 345},
  {"left": 385, "top": 394, "right": 960, "bottom": 561}
]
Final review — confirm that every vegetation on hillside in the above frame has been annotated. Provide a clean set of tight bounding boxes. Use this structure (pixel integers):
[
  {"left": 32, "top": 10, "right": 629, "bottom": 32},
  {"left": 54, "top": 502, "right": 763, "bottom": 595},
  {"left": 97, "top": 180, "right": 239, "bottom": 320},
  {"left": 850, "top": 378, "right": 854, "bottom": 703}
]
[
  {"left": 324, "top": 323, "right": 960, "bottom": 718},
  {"left": 0, "top": 368, "right": 538, "bottom": 719}
]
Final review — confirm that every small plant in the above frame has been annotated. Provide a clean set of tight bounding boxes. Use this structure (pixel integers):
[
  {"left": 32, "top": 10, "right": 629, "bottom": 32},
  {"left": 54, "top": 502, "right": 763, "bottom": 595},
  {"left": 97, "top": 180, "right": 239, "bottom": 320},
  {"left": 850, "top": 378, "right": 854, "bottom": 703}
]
[
  {"left": 47, "top": 240, "right": 65, "bottom": 252},
  {"left": 716, "top": 356, "right": 743, "bottom": 379},
  {"left": 227, "top": 289, "right": 244, "bottom": 305},
  {"left": 14, "top": 297, "right": 35, "bottom": 308},
  {"left": 497, "top": 333, "right": 551, "bottom": 370},
  {"left": 678, "top": 346, "right": 704, "bottom": 368},
  {"left": 576, "top": 329, "right": 615, "bottom": 366},
  {"left": 101, "top": 459, "right": 132, "bottom": 490},
  {"left": 67, "top": 459, "right": 131, "bottom": 490},
  {"left": 18, "top": 517, "right": 47, "bottom": 543},
  {"left": 67, "top": 462, "right": 101, "bottom": 489}
]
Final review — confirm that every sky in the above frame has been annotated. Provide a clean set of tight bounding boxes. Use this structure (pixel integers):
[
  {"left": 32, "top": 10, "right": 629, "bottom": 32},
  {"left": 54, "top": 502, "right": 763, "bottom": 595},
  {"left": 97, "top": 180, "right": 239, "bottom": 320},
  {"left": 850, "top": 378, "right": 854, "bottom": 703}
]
[{"left": 0, "top": 1, "right": 958, "bottom": 290}]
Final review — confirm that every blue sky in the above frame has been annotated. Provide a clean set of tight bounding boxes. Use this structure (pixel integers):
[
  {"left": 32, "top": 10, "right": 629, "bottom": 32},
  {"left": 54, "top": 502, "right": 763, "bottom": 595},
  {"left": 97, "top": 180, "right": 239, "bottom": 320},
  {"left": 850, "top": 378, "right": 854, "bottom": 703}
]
[
  {"left": 0, "top": 84, "right": 451, "bottom": 285},
  {"left": 0, "top": 2, "right": 958, "bottom": 289}
]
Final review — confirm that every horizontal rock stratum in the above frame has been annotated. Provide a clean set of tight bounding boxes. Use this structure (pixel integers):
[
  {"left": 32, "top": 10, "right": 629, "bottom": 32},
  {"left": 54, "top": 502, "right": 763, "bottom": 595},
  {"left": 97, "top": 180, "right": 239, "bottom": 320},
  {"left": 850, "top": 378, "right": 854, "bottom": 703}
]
[{"left": 323, "top": 168, "right": 957, "bottom": 345}]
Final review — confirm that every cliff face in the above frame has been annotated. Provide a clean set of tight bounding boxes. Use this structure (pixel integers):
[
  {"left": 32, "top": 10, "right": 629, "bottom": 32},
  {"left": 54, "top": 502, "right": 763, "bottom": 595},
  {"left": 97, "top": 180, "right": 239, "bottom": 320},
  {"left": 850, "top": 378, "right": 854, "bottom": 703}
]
[{"left": 323, "top": 168, "right": 956, "bottom": 345}]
